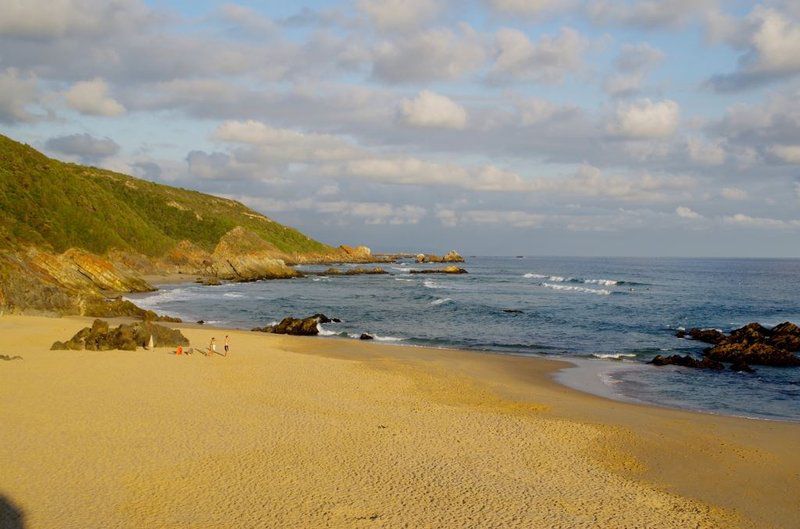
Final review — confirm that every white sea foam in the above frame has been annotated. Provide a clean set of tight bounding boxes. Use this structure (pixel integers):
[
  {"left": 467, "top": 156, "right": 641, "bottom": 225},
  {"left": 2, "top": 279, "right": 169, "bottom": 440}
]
[
  {"left": 542, "top": 282, "right": 611, "bottom": 295},
  {"left": 430, "top": 298, "right": 453, "bottom": 306},
  {"left": 223, "top": 292, "right": 244, "bottom": 298},
  {"left": 392, "top": 266, "right": 412, "bottom": 272},
  {"left": 395, "top": 277, "right": 414, "bottom": 282},
  {"left": 423, "top": 279, "right": 443, "bottom": 289},
  {"left": 523, "top": 273, "right": 547, "bottom": 279},
  {"left": 583, "top": 279, "right": 619, "bottom": 286},
  {"left": 316, "top": 324, "right": 338, "bottom": 336},
  {"left": 373, "top": 334, "right": 405, "bottom": 342},
  {"left": 592, "top": 353, "right": 637, "bottom": 360},
  {"left": 523, "top": 273, "right": 570, "bottom": 282}
]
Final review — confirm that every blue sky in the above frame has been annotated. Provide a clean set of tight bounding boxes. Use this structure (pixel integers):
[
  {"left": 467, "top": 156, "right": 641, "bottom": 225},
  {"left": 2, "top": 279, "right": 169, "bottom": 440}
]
[{"left": 1, "top": 0, "right": 800, "bottom": 256}]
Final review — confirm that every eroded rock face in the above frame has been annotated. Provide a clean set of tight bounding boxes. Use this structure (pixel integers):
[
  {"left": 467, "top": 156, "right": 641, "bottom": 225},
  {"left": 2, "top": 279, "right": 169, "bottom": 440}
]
[
  {"left": 210, "top": 227, "right": 301, "bottom": 281},
  {"left": 51, "top": 319, "right": 189, "bottom": 351}
]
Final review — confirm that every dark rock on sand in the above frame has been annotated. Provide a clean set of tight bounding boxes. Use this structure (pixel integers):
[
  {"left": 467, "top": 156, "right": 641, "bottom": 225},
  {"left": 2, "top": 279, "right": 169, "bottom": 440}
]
[
  {"left": 51, "top": 319, "right": 189, "bottom": 351},
  {"left": 252, "top": 315, "right": 328, "bottom": 336},
  {"left": 650, "top": 354, "right": 724, "bottom": 370},
  {"left": 197, "top": 320, "right": 205, "bottom": 325},
  {"left": 359, "top": 333, "right": 374, "bottom": 340},
  {"left": 0, "top": 354, "right": 22, "bottom": 361},
  {"left": 408, "top": 266, "right": 467, "bottom": 274}
]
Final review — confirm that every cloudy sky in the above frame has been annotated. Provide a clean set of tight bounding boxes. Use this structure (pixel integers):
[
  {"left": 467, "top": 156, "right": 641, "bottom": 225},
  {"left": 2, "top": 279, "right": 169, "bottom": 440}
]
[{"left": 2, "top": 0, "right": 800, "bottom": 256}]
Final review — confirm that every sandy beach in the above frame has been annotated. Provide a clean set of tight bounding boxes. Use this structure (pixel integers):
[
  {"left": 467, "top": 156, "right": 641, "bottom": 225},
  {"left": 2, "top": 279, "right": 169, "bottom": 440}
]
[{"left": 1, "top": 314, "right": 798, "bottom": 529}]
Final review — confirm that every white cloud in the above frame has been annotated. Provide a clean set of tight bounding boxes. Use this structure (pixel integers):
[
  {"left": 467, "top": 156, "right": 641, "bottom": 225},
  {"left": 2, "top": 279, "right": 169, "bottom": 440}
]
[
  {"left": 64, "top": 78, "right": 125, "bottom": 116},
  {"left": 721, "top": 187, "right": 748, "bottom": 200},
  {"left": 490, "top": 27, "right": 586, "bottom": 83},
  {"left": 437, "top": 208, "right": 546, "bottom": 228},
  {"left": 604, "top": 42, "right": 664, "bottom": 96},
  {"left": 371, "top": 24, "right": 486, "bottom": 83},
  {"left": 399, "top": 90, "right": 467, "bottom": 129},
  {"left": 687, "top": 137, "right": 726, "bottom": 165},
  {"left": 723, "top": 213, "right": 800, "bottom": 229},
  {"left": 610, "top": 99, "right": 679, "bottom": 139},
  {"left": 0, "top": 68, "right": 39, "bottom": 123},
  {"left": 45, "top": 133, "right": 120, "bottom": 161},
  {"left": 675, "top": 206, "right": 701, "bottom": 219},
  {"left": 485, "top": 0, "right": 573, "bottom": 17},
  {"left": 0, "top": 0, "right": 152, "bottom": 39},
  {"left": 709, "top": 7, "right": 800, "bottom": 91},
  {"left": 587, "top": 0, "right": 716, "bottom": 29},
  {"left": 358, "top": 0, "right": 443, "bottom": 31},
  {"left": 769, "top": 144, "right": 800, "bottom": 164}
]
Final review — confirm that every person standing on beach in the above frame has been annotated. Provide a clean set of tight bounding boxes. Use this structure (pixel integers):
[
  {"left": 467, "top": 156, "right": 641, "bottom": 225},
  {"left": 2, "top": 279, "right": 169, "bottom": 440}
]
[
  {"left": 224, "top": 335, "right": 230, "bottom": 356},
  {"left": 209, "top": 337, "right": 216, "bottom": 356}
]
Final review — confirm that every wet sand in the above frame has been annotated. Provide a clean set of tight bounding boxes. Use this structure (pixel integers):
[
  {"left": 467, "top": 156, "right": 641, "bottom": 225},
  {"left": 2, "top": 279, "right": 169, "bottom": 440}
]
[{"left": 0, "top": 314, "right": 798, "bottom": 528}]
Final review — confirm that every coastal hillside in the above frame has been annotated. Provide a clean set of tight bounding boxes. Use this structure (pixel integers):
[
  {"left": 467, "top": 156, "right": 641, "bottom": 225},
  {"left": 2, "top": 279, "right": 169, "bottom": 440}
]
[
  {"left": 0, "top": 134, "right": 329, "bottom": 256},
  {"left": 0, "top": 134, "right": 373, "bottom": 315}
]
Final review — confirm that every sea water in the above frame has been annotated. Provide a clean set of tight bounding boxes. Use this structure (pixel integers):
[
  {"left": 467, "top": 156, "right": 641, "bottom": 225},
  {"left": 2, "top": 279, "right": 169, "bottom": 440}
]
[{"left": 128, "top": 256, "right": 800, "bottom": 422}]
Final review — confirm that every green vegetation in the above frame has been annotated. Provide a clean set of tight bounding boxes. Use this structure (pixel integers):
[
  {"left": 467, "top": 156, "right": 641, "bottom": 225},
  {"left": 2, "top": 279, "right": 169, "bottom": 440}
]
[{"left": 0, "top": 134, "right": 331, "bottom": 256}]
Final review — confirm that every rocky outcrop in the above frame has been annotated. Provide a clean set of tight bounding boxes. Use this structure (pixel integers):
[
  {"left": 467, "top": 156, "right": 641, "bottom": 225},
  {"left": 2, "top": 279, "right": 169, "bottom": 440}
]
[
  {"left": 415, "top": 251, "right": 464, "bottom": 263},
  {"left": 83, "top": 297, "right": 181, "bottom": 322},
  {"left": 338, "top": 245, "right": 373, "bottom": 260},
  {"left": 314, "top": 267, "right": 388, "bottom": 276},
  {"left": 674, "top": 321, "right": 800, "bottom": 369},
  {"left": 252, "top": 314, "right": 330, "bottom": 336},
  {"left": 359, "top": 333, "right": 374, "bottom": 340},
  {"left": 650, "top": 354, "right": 724, "bottom": 370},
  {"left": 675, "top": 327, "right": 725, "bottom": 344},
  {"left": 409, "top": 266, "right": 467, "bottom": 274},
  {"left": 51, "top": 319, "right": 189, "bottom": 351},
  {"left": 0, "top": 248, "right": 159, "bottom": 317},
  {"left": 210, "top": 227, "right": 300, "bottom": 281}
]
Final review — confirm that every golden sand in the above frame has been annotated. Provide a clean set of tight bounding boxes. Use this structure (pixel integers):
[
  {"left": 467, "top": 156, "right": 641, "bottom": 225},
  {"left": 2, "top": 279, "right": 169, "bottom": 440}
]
[{"left": 1, "top": 315, "right": 798, "bottom": 528}]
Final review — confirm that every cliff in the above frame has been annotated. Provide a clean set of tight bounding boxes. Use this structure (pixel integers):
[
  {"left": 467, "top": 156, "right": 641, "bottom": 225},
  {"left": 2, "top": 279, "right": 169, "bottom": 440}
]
[{"left": 0, "top": 134, "right": 380, "bottom": 315}]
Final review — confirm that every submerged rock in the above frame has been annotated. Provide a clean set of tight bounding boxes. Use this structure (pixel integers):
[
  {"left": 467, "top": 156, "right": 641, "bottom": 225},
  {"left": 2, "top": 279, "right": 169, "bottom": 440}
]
[
  {"left": 51, "top": 319, "right": 189, "bottom": 351},
  {"left": 409, "top": 266, "right": 467, "bottom": 274},
  {"left": 650, "top": 354, "right": 724, "bottom": 370}
]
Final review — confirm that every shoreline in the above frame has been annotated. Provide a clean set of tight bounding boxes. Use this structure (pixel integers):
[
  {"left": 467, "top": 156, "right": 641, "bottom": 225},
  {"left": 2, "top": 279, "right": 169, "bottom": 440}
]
[{"left": 1, "top": 314, "right": 798, "bottom": 528}]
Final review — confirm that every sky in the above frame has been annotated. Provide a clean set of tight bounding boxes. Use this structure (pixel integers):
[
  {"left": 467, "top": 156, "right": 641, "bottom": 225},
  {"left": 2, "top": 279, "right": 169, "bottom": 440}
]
[{"left": 1, "top": 0, "right": 800, "bottom": 257}]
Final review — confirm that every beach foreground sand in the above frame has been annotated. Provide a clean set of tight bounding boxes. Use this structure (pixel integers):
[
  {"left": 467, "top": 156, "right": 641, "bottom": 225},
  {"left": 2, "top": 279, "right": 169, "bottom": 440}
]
[{"left": 1, "top": 315, "right": 798, "bottom": 529}]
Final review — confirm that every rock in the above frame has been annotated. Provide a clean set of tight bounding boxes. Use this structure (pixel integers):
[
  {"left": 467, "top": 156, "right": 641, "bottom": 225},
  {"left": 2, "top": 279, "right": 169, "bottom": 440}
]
[
  {"left": 730, "top": 360, "right": 755, "bottom": 373},
  {"left": 650, "top": 354, "right": 724, "bottom": 370},
  {"left": 83, "top": 296, "right": 181, "bottom": 322},
  {"left": 0, "top": 354, "right": 23, "bottom": 361},
  {"left": 706, "top": 342, "right": 800, "bottom": 367},
  {"left": 51, "top": 320, "right": 189, "bottom": 351},
  {"left": 677, "top": 328, "right": 726, "bottom": 344},
  {"left": 311, "top": 314, "right": 341, "bottom": 324},
  {"left": 318, "top": 267, "right": 387, "bottom": 276},
  {"left": 197, "top": 320, "right": 205, "bottom": 325},
  {"left": 210, "top": 227, "right": 301, "bottom": 281},
  {"left": 415, "top": 251, "right": 464, "bottom": 263},
  {"left": 677, "top": 320, "right": 800, "bottom": 367},
  {"left": 271, "top": 316, "right": 320, "bottom": 336},
  {"left": 502, "top": 309, "right": 523, "bottom": 314},
  {"left": 196, "top": 276, "right": 221, "bottom": 286},
  {"left": 359, "top": 333, "right": 374, "bottom": 340},
  {"left": 409, "top": 266, "right": 467, "bottom": 274}
]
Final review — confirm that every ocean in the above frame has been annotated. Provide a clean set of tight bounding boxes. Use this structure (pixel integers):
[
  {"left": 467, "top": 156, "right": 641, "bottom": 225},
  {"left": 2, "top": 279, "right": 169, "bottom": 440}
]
[{"left": 128, "top": 256, "right": 800, "bottom": 422}]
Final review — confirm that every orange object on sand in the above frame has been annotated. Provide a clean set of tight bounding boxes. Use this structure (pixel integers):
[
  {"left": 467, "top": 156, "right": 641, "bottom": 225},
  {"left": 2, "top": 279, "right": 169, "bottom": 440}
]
[{"left": 176, "top": 345, "right": 183, "bottom": 356}]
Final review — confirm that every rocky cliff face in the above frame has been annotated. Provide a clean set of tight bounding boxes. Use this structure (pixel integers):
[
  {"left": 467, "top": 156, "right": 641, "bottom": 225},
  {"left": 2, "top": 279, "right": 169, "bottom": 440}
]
[{"left": 0, "top": 247, "right": 155, "bottom": 316}]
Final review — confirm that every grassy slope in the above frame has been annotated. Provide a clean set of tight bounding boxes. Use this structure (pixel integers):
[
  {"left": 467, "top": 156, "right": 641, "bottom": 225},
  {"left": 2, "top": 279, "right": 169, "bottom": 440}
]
[{"left": 0, "top": 134, "right": 331, "bottom": 256}]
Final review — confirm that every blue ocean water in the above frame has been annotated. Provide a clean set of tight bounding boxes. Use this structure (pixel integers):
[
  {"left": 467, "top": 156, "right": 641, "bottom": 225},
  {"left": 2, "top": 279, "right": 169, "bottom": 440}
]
[{"left": 128, "top": 257, "right": 800, "bottom": 422}]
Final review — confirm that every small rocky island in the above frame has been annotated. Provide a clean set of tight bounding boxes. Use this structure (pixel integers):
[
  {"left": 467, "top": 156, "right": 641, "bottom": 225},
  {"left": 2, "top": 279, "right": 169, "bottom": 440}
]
[{"left": 651, "top": 321, "right": 800, "bottom": 372}]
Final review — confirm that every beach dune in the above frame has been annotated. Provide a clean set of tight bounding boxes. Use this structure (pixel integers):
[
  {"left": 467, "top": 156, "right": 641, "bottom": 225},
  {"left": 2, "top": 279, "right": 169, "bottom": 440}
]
[{"left": 0, "top": 315, "right": 798, "bottom": 529}]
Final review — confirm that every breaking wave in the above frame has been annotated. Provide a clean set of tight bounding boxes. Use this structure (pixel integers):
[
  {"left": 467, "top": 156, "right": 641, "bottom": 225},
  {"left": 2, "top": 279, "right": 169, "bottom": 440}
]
[{"left": 542, "top": 283, "right": 611, "bottom": 295}]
